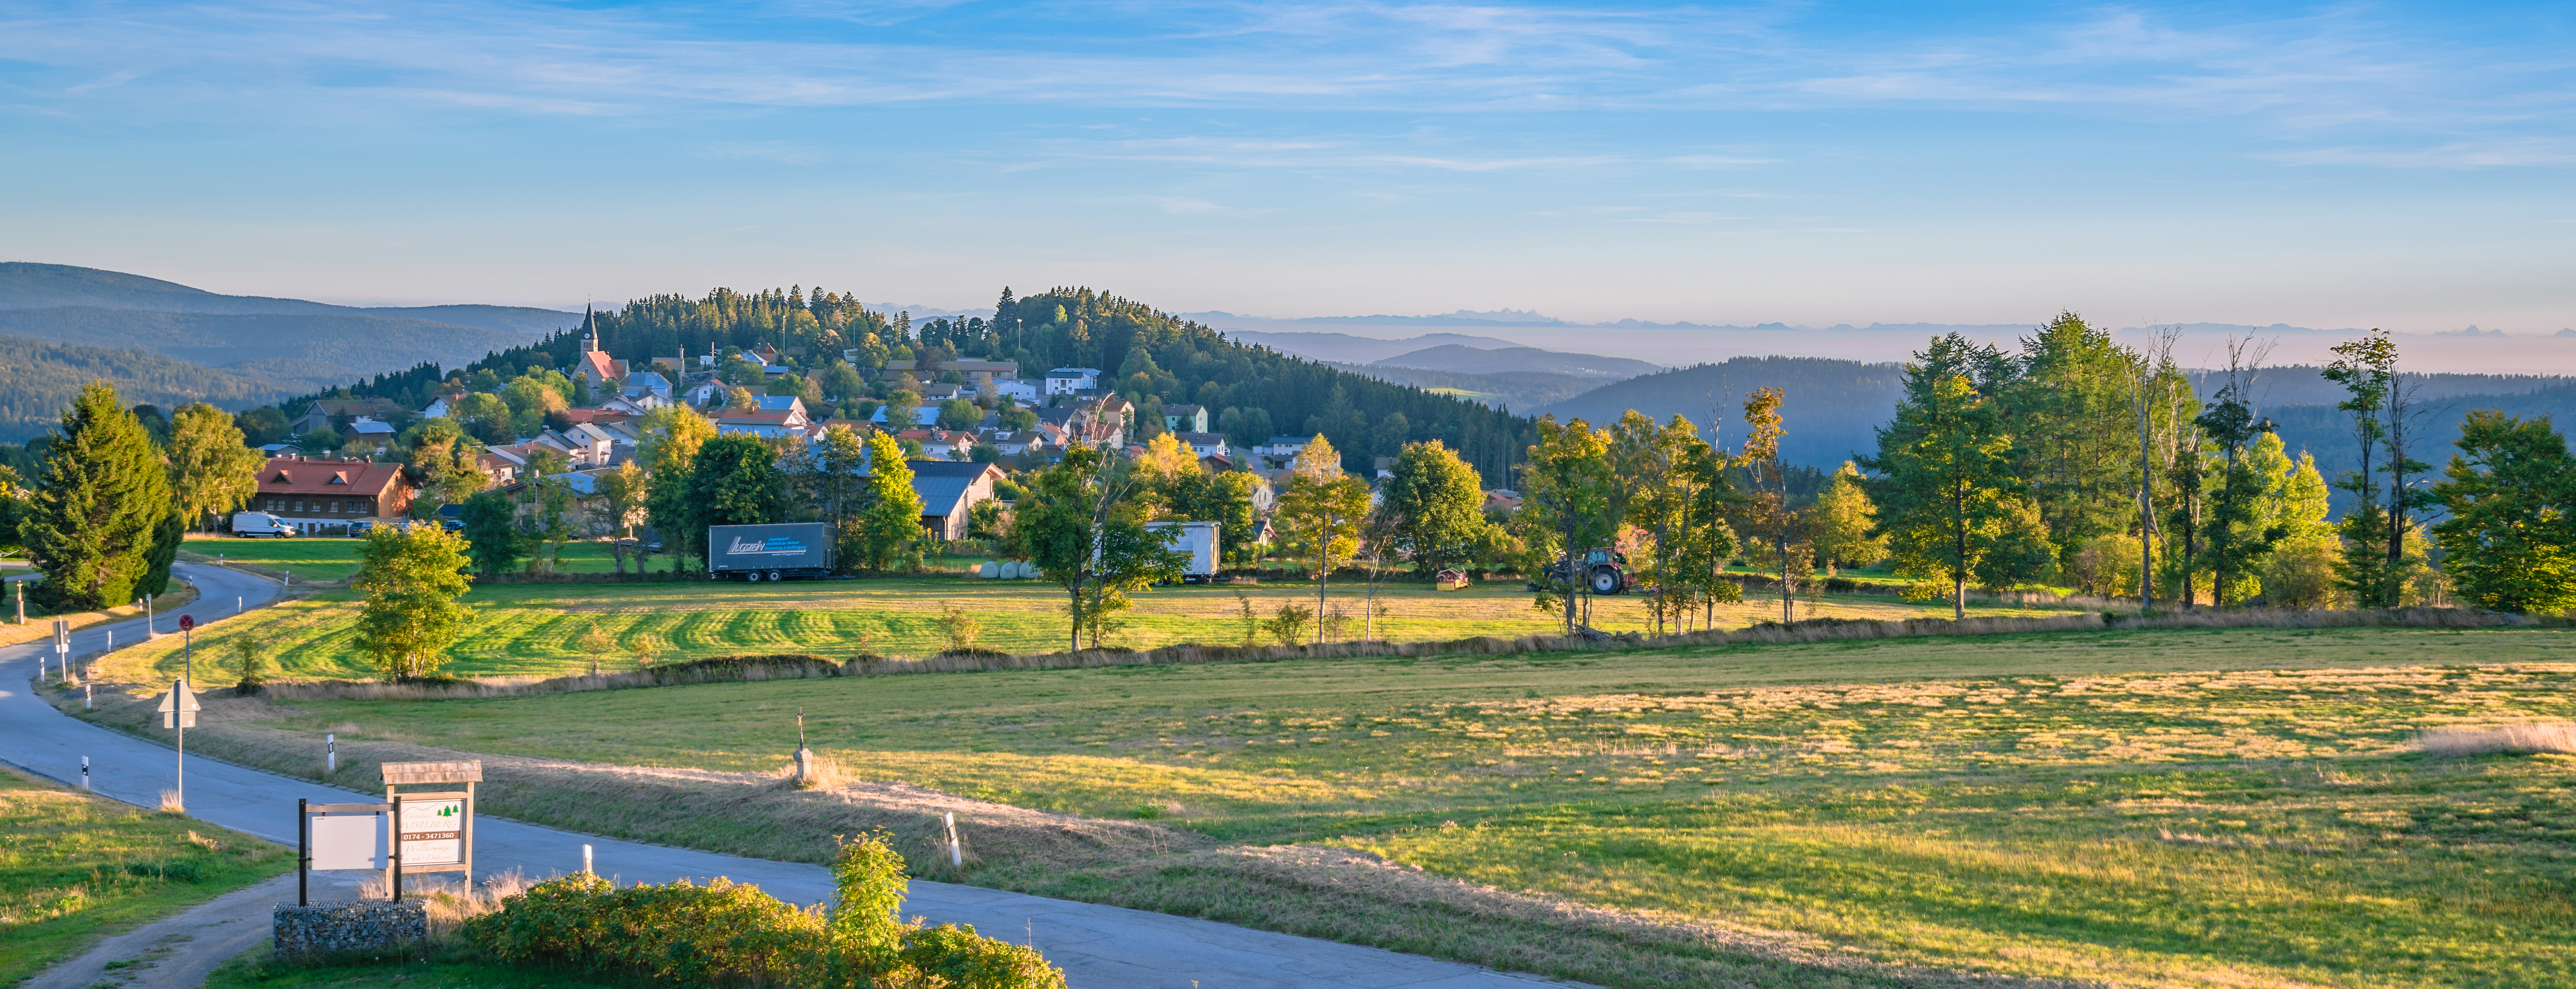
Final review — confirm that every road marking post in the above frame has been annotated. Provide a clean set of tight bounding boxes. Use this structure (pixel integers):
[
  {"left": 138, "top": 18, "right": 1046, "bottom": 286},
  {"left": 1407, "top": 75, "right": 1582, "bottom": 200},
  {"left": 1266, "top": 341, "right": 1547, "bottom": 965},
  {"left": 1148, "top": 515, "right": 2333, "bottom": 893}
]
[
  {"left": 327, "top": 733, "right": 336, "bottom": 774},
  {"left": 583, "top": 844, "right": 593, "bottom": 875},
  {"left": 946, "top": 812, "right": 962, "bottom": 868},
  {"left": 80, "top": 756, "right": 89, "bottom": 791}
]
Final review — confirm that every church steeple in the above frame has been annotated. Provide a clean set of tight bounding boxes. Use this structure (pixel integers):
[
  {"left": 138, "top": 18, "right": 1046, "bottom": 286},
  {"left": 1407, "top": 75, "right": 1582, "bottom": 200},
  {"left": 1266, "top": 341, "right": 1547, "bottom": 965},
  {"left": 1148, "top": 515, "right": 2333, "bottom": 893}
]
[{"left": 582, "top": 301, "right": 599, "bottom": 353}]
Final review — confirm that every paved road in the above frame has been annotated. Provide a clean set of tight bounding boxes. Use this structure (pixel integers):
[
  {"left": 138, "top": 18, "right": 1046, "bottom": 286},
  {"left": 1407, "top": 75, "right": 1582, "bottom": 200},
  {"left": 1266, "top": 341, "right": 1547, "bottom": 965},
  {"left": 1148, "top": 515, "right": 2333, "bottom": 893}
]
[{"left": 2, "top": 563, "right": 1566, "bottom": 988}]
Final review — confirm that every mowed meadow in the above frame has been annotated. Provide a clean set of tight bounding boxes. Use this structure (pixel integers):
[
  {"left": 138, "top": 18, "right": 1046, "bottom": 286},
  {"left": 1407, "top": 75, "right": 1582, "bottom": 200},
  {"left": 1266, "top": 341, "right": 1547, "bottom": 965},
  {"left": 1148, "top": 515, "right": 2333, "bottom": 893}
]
[
  {"left": 100, "top": 564, "right": 2063, "bottom": 683},
  {"left": 192, "top": 625, "right": 2576, "bottom": 988}
]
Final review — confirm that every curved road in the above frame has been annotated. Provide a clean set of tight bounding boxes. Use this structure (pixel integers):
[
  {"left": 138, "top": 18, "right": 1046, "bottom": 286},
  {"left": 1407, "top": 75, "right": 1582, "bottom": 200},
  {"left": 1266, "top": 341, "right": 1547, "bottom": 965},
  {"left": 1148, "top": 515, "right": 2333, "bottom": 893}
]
[{"left": 1, "top": 562, "right": 1566, "bottom": 988}]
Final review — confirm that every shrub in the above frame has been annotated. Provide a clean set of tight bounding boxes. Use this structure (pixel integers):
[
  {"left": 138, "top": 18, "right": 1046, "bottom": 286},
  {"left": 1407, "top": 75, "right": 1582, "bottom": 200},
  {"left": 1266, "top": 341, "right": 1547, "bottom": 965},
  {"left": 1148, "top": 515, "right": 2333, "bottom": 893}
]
[
  {"left": 463, "top": 833, "right": 1065, "bottom": 988},
  {"left": 2262, "top": 536, "right": 2342, "bottom": 610},
  {"left": 1262, "top": 602, "right": 1314, "bottom": 646}
]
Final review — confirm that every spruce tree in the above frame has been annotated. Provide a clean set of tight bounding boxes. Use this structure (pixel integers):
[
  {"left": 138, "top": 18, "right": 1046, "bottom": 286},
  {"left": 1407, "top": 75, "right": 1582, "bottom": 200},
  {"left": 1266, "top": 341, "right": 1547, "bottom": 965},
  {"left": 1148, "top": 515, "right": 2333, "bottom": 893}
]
[{"left": 23, "top": 382, "right": 171, "bottom": 610}]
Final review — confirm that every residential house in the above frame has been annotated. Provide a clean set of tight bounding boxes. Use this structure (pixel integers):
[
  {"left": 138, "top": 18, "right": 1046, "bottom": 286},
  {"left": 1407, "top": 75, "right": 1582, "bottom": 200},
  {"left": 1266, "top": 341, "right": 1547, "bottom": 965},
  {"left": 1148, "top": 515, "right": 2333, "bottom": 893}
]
[
  {"left": 1172, "top": 431, "right": 1230, "bottom": 460},
  {"left": 976, "top": 427, "right": 1058, "bottom": 459},
  {"left": 870, "top": 404, "right": 941, "bottom": 428},
  {"left": 896, "top": 428, "right": 977, "bottom": 460},
  {"left": 622, "top": 370, "right": 674, "bottom": 403},
  {"left": 598, "top": 394, "right": 658, "bottom": 416},
  {"left": 1254, "top": 435, "right": 1312, "bottom": 469},
  {"left": 258, "top": 442, "right": 302, "bottom": 458},
  {"left": 1483, "top": 489, "right": 1524, "bottom": 514},
  {"left": 289, "top": 397, "right": 404, "bottom": 435},
  {"left": 885, "top": 358, "right": 1019, "bottom": 391},
  {"left": 1044, "top": 367, "right": 1101, "bottom": 395},
  {"left": 1163, "top": 404, "right": 1208, "bottom": 433},
  {"left": 419, "top": 395, "right": 454, "bottom": 419},
  {"left": 529, "top": 425, "right": 613, "bottom": 468},
  {"left": 907, "top": 461, "right": 1003, "bottom": 541},
  {"left": 478, "top": 447, "right": 528, "bottom": 487},
  {"left": 991, "top": 378, "right": 1042, "bottom": 404},
  {"left": 714, "top": 409, "right": 808, "bottom": 440},
  {"left": 248, "top": 456, "right": 417, "bottom": 535},
  {"left": 342, "top": 417, "right": 397, "bottom": 454}
]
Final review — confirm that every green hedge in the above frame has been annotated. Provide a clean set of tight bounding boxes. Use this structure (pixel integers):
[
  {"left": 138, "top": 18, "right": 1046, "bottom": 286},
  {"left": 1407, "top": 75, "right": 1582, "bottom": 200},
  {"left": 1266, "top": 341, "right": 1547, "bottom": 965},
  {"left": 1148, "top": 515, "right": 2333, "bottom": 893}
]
[{"left": 464, "top": 834, "right": 1060, "bottom": 988}]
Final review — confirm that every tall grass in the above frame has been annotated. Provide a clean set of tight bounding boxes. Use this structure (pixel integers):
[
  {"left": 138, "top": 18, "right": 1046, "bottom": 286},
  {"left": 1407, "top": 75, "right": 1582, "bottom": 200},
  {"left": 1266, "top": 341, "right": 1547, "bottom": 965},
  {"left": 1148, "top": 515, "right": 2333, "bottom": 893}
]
[{"left": 2420, "top": 722, "right": 2576, "bottom": 756}]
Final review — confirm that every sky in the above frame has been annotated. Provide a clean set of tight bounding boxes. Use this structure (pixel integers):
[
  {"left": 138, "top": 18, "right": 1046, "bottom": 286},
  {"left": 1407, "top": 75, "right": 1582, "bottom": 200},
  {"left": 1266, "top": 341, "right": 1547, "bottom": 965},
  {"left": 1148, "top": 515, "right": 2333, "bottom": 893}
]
[{"left": 2, "top": 1, "right": 2572, "bottom": 333}]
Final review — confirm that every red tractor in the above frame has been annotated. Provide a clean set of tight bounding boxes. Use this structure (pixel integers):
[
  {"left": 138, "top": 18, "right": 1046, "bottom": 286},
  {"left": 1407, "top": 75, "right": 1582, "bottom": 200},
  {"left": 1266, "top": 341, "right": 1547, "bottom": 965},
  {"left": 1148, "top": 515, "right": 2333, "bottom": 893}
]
[{"left": 1529, "top": 547, "right": 1632, "bottom": 595}]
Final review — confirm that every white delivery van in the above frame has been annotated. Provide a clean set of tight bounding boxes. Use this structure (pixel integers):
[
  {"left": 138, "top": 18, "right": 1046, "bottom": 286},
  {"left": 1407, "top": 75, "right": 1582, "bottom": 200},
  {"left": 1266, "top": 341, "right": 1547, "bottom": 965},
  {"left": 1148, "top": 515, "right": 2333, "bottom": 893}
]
[{"left": 231, "top": 511, "right": 295, "bottom": 538}]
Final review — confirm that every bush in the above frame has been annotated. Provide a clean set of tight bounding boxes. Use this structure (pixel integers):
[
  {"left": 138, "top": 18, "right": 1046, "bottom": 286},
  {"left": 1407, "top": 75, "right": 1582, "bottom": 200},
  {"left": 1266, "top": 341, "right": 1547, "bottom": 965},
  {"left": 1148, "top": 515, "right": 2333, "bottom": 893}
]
[{"left": 462, "top": 833, "right": 1064, "bottom": 989}]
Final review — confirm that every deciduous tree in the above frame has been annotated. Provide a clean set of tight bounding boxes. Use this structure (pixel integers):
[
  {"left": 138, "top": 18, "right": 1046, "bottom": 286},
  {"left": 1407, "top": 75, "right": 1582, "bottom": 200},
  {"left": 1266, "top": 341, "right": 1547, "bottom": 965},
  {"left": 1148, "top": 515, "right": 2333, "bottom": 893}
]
[
  {"left": 167, "top": 403, "right": 262, "bottom": 530},
  {"left": 352, "top": 525, "right": 474, "bottom": 681}
]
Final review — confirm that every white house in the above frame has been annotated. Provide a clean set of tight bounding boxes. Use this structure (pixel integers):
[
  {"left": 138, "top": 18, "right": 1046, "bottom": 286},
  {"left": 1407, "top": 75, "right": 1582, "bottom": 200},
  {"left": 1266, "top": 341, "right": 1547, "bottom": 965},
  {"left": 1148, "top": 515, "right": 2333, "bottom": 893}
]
[
  {"left": 870, "top": 404, "right": 942, "bottom": 428},
  {"left": 1173, "top": 431, "right": 1230, "bottom": 460},
  {"left": 992, "top": 378, "right": 1042, "bottom": 404},
  {"left": 1045, "top": 367, "right": 1101, "bottom": 395}
]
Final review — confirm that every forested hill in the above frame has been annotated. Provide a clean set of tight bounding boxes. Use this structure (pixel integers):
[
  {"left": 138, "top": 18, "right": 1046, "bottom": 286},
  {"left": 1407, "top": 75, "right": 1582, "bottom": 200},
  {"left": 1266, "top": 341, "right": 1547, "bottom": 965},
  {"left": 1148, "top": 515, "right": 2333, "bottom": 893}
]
[
  {"left": 0, "top": 308, "right": 537, "bottom": 392},
  {"left": 1537, "top": 357, "right": 1908, "bottom": 468},
  {"left": 486, "top": 285, "right": 1538, "bottom": 483},
  {"left": 0, "top": 263, "right": 578, "bottom": 333},
  {"left": 0, "top": 335, "right": 291, "bottom": 442}
]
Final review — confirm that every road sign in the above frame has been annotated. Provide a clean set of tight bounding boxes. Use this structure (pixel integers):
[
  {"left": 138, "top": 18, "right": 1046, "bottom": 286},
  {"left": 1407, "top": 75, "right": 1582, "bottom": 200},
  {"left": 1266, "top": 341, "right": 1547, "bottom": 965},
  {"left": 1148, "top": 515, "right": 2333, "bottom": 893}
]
[
  {"left": 156, "top": 681, "right": 200, "bottom": 729},
  {"left": 178, "top": 614, "right": 194, "bottom": 632}
]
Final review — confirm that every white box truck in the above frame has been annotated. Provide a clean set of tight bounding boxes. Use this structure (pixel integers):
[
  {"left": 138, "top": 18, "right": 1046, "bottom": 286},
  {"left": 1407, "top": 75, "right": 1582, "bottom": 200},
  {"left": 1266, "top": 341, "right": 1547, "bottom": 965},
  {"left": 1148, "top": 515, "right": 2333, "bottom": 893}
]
[
  {"left": 1145, "top": 521, "right": 1220, "bottom": 583},
  {"left": 231, "top": 511, "right": 295, "bottom": 538}
]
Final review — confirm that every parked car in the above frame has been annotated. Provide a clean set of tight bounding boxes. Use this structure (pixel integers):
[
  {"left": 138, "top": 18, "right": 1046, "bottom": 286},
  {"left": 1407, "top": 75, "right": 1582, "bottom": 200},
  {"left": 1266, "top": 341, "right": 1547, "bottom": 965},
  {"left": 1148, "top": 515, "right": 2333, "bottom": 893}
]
[{"left": 230, "top": 511, "right": 294, "bottom": 538}]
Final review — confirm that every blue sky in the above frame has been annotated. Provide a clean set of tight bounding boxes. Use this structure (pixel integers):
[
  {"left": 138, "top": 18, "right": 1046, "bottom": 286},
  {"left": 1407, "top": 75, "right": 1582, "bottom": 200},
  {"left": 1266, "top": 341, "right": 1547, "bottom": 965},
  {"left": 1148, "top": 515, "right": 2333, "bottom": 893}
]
[{"left": 2, "top": 1, "right": 2571, "bottom": 331}]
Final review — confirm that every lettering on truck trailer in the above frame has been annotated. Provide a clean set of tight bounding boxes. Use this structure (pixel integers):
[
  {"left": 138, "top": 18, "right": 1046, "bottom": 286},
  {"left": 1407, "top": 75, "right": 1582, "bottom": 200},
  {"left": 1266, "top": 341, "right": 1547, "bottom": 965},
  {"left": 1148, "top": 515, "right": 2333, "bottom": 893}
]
[{"left": 728, "top": 536, "right": 810, "bottom": 557}]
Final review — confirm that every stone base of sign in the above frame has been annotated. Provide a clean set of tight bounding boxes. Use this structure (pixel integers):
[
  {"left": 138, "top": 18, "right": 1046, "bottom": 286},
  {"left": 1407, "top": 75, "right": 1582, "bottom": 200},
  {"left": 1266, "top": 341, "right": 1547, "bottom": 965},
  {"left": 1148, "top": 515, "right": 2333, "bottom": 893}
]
[{"left": 272, "top": 902, "right": 427, "bottom": 960}]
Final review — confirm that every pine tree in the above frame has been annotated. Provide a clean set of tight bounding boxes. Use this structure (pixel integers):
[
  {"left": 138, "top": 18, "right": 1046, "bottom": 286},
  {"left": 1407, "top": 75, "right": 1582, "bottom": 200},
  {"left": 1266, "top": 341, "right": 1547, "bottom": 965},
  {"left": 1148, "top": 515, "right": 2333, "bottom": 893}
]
[{"left": 23, "top": 382, "right": 170, "bottom": 610}]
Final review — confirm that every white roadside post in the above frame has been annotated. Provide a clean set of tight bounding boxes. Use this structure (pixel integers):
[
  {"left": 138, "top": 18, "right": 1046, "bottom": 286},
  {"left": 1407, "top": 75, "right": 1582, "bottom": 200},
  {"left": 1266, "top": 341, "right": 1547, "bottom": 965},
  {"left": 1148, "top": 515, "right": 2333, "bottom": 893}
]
[
  {"left": 80, "top": 756, "right": 90, "bottom": 791},
  {"left": 945, "top": 812, "right": 962, "bottom": 868},
  {"left": 327, "top": 733, "right": 336, "bottom": 774},
  {"left": 583, "top": 844, "right": 594, "bottom": 875},
  {"left": 157, "top": 679, "right": 200, "bottom": 810}
]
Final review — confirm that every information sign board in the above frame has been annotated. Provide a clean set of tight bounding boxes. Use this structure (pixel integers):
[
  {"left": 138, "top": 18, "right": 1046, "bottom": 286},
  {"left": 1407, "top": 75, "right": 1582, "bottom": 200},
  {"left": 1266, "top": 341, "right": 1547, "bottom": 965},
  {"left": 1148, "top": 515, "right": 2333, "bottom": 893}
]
[
  {"left": 310, "top": 813, "right": 382, "bottom": 870},
  {"left": 398, "top": 796, "right": 466, "bottom": 866}
]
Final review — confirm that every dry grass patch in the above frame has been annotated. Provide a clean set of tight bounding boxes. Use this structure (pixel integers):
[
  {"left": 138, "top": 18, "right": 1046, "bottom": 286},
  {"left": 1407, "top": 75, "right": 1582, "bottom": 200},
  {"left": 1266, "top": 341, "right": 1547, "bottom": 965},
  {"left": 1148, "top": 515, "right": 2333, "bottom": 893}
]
[{"left": 2419, "top": 722, "right": 2576, "bottom": 756}]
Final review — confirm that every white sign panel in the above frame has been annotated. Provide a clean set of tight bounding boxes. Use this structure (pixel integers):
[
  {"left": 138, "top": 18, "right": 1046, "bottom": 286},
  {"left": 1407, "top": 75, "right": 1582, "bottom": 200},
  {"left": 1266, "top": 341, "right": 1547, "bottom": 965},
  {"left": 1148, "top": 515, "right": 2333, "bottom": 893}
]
[
  {"left": 399, "top": 798, "right": 465, "bottom": 866},
  {"left": 310, "top": 814, "right": 382, "bottom": 871}
]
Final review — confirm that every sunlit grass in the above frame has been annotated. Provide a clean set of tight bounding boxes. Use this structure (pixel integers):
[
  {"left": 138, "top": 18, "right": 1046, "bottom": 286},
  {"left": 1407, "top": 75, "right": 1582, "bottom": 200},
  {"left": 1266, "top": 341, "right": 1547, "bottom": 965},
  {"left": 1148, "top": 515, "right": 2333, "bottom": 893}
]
[
  {"left": 230, "top": 626, "right": 2576, "bottom": 987},
  {"left": 99, "top": 571, "right": 2066, "bottom": 683},
  {"left": 0, "top": 765, "right": 292, "bottom": 984}
]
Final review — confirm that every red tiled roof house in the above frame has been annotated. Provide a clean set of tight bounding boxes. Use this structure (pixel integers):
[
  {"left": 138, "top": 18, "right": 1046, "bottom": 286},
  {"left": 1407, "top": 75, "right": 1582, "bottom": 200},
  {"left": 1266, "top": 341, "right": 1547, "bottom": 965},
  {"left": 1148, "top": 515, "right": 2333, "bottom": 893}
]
[{"left": 247, "top": 456, "right": 417, "bottom": 535}]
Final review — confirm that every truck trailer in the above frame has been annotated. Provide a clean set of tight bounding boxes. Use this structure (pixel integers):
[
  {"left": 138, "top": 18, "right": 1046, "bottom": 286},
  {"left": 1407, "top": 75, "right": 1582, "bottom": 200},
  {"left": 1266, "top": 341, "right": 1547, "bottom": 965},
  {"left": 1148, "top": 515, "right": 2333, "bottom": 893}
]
[
  {"left": 708, "top": 522, "right": 837, "bottom": 581},
  {"left": 1144, "top": 521, "right": 1220, "bottom": 583}
]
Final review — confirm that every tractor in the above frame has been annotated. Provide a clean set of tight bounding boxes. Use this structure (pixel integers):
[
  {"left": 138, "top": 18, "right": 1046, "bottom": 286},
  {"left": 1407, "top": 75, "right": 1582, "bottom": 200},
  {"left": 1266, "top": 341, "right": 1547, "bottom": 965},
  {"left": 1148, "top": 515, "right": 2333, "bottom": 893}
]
[{"left": 1528, "top": 547, "right": 1632, "bottom": 595}]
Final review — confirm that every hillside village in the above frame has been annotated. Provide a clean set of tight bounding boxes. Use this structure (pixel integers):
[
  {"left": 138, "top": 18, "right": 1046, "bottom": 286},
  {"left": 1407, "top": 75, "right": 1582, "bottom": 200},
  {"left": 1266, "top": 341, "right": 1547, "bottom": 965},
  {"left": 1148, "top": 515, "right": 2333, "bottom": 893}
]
[{"left": 239, "top": 311, "right": 1411, "bottom": 552}]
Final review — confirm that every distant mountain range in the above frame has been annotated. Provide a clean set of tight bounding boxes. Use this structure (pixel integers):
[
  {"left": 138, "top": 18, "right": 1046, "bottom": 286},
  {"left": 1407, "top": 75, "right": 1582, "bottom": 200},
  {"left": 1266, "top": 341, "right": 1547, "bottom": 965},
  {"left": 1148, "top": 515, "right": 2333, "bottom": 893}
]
[
  {"left": 1373, "top": 344, "right": 1662, "bottom": 379},
  {"left": 0, "top": 263, "right": 576, "bottom": 392}
]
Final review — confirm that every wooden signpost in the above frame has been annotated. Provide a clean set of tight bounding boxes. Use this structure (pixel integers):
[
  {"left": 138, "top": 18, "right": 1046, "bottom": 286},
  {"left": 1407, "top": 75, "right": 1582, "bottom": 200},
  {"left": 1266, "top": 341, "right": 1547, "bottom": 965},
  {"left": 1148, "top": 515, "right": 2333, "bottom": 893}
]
[{"left": 380, "top": 761, "right": 480, "bottom": 894}]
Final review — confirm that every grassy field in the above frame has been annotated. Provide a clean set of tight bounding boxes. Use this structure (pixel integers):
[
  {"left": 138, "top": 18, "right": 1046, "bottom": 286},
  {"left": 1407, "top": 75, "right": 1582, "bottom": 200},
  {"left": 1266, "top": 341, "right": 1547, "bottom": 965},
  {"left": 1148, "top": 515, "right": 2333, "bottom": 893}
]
[
  {"left": 145, "top": 625, "right": 2576, "bottom": 988},
  {"left": 97, "top": 571, "right": 2068, "bottom": 683},
  {"left": 181, "top": 533, "right": 675, "bottom": 583},
  {"left": 0, "top": 765, "right": 293, "bottom": 985}
]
